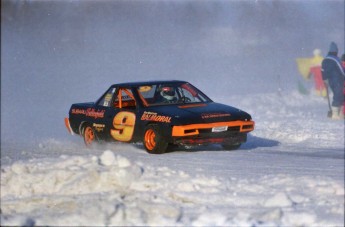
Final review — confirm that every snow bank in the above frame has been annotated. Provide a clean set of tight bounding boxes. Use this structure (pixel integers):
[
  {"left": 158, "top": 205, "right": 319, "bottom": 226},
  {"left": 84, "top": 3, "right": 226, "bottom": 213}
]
[
  {"left": 1, "top": 150, "right": 343, "bottom": 226},
  {"left": 222, "top": 91, "right": 344, "bottom": 148}
]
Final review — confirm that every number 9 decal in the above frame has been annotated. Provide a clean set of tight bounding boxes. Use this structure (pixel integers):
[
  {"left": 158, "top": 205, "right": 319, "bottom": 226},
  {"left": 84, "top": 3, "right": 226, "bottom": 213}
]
[{"left": 110, "top": 112, "right": 136, "bottom": 142}]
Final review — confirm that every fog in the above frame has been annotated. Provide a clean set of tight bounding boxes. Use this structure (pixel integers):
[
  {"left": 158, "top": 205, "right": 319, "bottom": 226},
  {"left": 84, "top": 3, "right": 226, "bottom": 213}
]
[{"left": 1, "top": 0, "right": 344, "bottom": 144}]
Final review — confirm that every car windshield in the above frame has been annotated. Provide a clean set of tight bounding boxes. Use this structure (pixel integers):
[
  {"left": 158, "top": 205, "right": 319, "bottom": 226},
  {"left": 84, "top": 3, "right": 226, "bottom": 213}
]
[{"left": 137, "top": 82, "right": 212, "bottom": 106}]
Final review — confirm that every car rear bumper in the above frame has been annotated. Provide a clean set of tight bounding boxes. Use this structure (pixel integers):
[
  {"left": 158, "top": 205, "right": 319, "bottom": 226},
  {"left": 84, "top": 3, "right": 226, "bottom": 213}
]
[{"left": 64, "top": 118, "right": 75, "bottom": 135}]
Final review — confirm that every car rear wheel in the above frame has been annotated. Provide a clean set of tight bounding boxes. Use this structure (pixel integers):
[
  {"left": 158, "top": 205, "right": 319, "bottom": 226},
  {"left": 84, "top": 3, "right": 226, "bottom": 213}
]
[
  {"left": 222, "top": 143, "right": 241, "bottom": 151},
  {"left": 83, "top": 124, "right": 96, "bottom": 146},
  {"left": 143, "top": 125, "right": 168, "bottom": 154}
]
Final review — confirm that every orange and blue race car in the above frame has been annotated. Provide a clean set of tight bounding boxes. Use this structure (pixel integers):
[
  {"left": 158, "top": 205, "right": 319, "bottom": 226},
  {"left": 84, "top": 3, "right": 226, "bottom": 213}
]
[{"left": 65, "top": 80, "right": 255, "bottom": 154}]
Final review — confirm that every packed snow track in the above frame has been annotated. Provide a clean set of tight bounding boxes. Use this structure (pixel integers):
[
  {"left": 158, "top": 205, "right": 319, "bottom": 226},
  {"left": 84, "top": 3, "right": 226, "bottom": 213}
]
[{"left": 1, "top": 92, "right": 344, "bottom": 226}]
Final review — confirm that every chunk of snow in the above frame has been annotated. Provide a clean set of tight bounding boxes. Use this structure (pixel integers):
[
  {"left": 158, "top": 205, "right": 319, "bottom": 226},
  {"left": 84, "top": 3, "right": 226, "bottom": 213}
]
[
  {"left": 263, "top": 192, "right": 293, "bottom": 207},
  {"left": 100, "top": 150, "right": 116, "bottom": 166}
]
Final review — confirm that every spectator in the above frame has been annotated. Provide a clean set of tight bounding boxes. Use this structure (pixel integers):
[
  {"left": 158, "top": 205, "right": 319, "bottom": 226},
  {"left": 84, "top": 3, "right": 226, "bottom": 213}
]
[{"left": 321, "top": 42, "right": 345, "bottom": 119}]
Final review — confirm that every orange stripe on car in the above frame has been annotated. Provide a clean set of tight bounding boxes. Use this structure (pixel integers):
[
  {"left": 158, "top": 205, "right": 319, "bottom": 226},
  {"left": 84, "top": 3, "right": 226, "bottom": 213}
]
[
  {"left": 172, "top": 120, "right": 255, "bottom": 137},
  {"left": 178, "top": 103, "right": 207, "bottom": 108},
  {"left": 137, "top": 91, "right": 149, "bottom": 107}
]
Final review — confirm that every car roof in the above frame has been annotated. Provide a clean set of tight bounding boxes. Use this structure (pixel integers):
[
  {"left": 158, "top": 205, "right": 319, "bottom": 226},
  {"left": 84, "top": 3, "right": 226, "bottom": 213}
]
[{"left": 111, "top": 80, "right": 188, "bottom": 88}]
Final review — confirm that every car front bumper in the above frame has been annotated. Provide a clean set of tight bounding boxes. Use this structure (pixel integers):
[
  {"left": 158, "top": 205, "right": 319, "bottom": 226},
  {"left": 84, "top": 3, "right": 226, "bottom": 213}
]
[{"left": 171, "top": 120, "right": 254, "bottom": 146}]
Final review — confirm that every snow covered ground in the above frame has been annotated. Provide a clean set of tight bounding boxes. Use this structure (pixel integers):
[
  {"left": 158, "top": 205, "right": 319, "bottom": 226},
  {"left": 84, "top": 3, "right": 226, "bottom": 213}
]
[
  {"left": 1, "top": 0, "right": 344, "bottom": 226},
  {"left": 1, "top": 91, "right": 344, "bottom": 226}
]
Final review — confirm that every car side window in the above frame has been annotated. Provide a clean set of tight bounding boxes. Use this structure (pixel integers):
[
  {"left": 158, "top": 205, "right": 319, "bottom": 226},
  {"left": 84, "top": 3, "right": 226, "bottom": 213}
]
[
  {"left": 113, "top": 88, "right": 137, "bottom": 109},
  {"left": 98, "top": 87, "right": 116, "bottom": 107}
]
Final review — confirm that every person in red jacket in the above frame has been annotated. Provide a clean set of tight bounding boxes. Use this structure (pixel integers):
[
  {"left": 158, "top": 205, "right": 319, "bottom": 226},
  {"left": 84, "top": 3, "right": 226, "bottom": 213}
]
[
  {"left": 341, "top": 54, "right": 345, "bottom": 115},
  {"left": 309, "top": 49, "right": 327, "bottom": 97}
]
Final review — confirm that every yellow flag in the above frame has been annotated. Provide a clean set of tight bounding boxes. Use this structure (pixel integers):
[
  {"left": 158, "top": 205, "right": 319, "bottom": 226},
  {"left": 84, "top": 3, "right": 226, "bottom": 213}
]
[
  {"left": 296, "top": 58, "right": 313, "bottom": 80},
  {"left": 296, "top": 54, "right": 323, "bottom": 80}
]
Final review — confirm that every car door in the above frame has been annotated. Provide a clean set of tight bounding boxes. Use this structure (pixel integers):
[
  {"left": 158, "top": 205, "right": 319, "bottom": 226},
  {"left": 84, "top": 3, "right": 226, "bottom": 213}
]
[
  {"left": 95, "top": 87, "right": 139, "bottom": 143},
  {"left": 109, "top": 87, "right": 138, "bottom": 142},
  {"left": 93, "top": 86, "right": 117, "bottom": 141}
]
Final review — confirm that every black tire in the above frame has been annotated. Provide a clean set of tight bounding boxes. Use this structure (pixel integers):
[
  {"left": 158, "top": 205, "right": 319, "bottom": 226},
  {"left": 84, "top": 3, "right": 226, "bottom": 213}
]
[
  {"left": 222, "top": 143, "right": 241, "bottom": 151},
  {"left": 143, "top": 125, "right": 168, "bottom": 154}
]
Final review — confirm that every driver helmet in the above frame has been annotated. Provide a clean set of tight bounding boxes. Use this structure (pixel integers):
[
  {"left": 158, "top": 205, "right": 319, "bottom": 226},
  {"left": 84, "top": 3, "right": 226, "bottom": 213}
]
[{"left": 160, "top": 86, "right": 175, "bottom": 101}]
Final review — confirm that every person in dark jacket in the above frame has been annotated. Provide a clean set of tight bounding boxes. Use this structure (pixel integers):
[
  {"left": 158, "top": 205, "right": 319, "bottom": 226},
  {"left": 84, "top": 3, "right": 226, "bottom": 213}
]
[{"left": 321, "top": 42, "right": 345, "bottom": 119}]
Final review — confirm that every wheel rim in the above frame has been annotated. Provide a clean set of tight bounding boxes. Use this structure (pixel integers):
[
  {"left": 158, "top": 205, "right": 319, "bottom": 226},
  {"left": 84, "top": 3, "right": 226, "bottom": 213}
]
[
  {"left": 84, "top": 126, "right": 94, "bottom": 145},
  {"left": 144, "top": 129, "right": 156, "bottom": 151}
]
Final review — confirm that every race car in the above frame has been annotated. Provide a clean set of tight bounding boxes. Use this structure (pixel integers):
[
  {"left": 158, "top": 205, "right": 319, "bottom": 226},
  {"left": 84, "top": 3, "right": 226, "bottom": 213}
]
[{"left": 65, "top": 80, "right": 255, "bottom": 154}]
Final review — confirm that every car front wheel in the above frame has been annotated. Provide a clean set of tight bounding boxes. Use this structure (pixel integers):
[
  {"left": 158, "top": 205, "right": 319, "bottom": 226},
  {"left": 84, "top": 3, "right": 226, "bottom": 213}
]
[{"left": 143, "top": 125, "right": 168, "bottom": 154}]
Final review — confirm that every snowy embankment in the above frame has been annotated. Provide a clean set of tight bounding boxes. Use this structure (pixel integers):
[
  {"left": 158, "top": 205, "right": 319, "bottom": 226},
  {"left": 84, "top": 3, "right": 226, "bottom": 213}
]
[
  {"left": 1, "top": 91, "right": 344, "bottom": 226},
  {"left": 1, "top": 150, "right": 344, "bottom": 226}
]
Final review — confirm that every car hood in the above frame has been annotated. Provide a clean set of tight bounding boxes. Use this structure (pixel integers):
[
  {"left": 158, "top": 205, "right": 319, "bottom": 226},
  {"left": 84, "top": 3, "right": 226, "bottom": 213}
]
[{"left": 144, "top": 102, "right": 252, "bottom": 125}]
